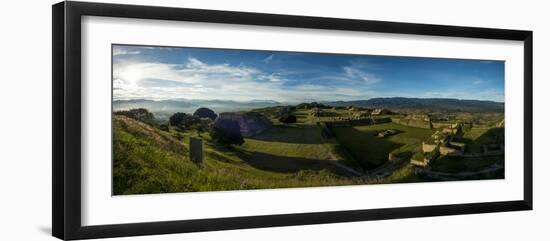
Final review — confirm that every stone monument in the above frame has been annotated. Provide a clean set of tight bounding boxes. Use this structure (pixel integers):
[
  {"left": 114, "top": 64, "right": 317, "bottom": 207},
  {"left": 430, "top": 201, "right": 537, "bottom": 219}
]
[{"left": 189, "top": 137, "right": 203, "bottom": 167}]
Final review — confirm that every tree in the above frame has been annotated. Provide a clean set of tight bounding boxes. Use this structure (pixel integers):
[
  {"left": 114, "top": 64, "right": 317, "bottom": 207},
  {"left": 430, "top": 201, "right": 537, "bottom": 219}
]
[
  {"left": 191, "top": 118, "right": 213, "bottom": 137},
  {"left": 193, "top": 107, "right": 218, "bottom": 121},
  {"left": 115, "top": 108, "right": 155, "bottom": 126},
  {"left": 211, "top": 119, "right": 244, "bottom": 146},
  {"left": 169, "top": 112, "right": 200, "bottom": 130},
  {"left": 169, "top": 112, "right": 188, "bottom": 126}
]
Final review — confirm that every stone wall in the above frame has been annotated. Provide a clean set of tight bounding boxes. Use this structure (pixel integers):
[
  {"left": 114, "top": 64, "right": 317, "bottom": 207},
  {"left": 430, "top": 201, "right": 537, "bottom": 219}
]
[
  {"left": 322, "top": 116, "right": 392, "bottom": 128},
  {"left": 432, "top": 122, "right": 458, "bottom": 129},
  {"left": 349, "top": 118, "right": 374, "bottom": 126},
  {"left": 373, "top": 117, "right": 392, "bottom": 124},
  {"left": 422, "top": 142, "right": 438, "bottom": 153},
  {"left": 410, "top": 158, "right": 428, "bottom": 167},
  {"left": 394, "top": 114, "right": 432, "bottom": 129},
  {"left": 388, "top": 153, "right": 401, "bottom": 162},
  {"left": 439, "top": 146, "right": 463, "bottom": 156},
  {"left": 449, "top": 141, "right": 466, "bottom": 152}
]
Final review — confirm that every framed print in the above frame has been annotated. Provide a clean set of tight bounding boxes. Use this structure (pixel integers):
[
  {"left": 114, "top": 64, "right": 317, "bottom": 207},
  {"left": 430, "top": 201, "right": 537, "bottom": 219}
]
[{"left": 52, "top": 1, "right": 533, "bottom": 240}]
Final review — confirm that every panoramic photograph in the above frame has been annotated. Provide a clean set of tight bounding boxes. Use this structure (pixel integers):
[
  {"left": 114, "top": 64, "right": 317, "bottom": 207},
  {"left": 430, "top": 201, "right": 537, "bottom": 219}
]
[{"left": 112, "top": 44, "right": 505, "bottom": 195}]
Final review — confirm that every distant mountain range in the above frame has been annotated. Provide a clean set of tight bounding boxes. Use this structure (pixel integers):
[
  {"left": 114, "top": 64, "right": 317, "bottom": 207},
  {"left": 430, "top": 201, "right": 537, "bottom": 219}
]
[
  {"left": 113, "top": 99, "right": 282, "bottom": 119},
  {"left": 114, "top": 97, "right": 504, "bottom": 119},
  {"left": 325, "top": 97, "right": 504, "bottom": 113}
]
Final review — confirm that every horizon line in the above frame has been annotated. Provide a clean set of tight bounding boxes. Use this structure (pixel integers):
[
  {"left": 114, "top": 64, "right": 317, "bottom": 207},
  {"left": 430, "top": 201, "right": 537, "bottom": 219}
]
[{"left": 113, "top": 96, "right": 505, "bottom": 104}]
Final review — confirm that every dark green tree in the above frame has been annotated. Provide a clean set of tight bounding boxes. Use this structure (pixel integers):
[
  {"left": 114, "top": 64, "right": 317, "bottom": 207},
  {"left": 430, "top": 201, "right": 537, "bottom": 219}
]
[
  {"left": 169, "top": 112, "right": 200, "bottom": 130},
  {"left": 210, "top": 119, "right": 244, "bottom": 146},
  {"left": 191, "top": 118, "right": 213, "bottom": 137},
  {"left": 193, "top": 107, "right": 218, "bottom": 121}
]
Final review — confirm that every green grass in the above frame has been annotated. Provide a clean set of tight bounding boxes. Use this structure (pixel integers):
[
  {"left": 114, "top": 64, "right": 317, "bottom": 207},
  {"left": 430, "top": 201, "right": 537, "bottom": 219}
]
[
  {"left": 235, "top": 124, "right": 364, "bottom": 175},
  {"left": 113, "top": 115, "right": 368, "bottom": 195},
  {"left": 386, "top": 164, "right": 421, "bottom": 183},
  {"left": 113, "top": 111, "right": 504, "bottom": 195},
  {"left": 462, "top": 127, "right": 503, "bottom": 153},
  {"left": 331, "top": 123, "right": 433, "bottom": 170},
  {"left": 412, "top": 152, "right": 425, "bottom": 161},
  {"left": 240, "top": 125, "right": 335, "bottom": 159}
]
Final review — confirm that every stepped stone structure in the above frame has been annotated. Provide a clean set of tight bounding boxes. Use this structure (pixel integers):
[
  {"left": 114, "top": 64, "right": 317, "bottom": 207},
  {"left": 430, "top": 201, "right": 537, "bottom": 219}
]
[
  {"left": 410, "top": 150, "right": 439, "bottom": 167},
  {"left": 393, "top": 114, "right": 432, "bottom": 129},
  {"left": 412, "top": 124, "right": 467, "bottom": 167},
  {"left": 439, "top": 146, "right": 463, "bottom": 156},
  {"left": 432, "top": 122, "right": 459, "bottom": 129},
  {"left": 422, "top": 142, "right": 438, "bottom": 153},
  {"left": 216, "top": 112, "right": 272, "bottom": 137}
]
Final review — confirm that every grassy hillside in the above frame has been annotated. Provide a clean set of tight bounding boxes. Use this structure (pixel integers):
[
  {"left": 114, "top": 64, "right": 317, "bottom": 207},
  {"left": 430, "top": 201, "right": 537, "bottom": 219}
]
[
  {"left": 113, "top": 107, "right": 502, "bottom": 195},
  {"left": 113, "top": 115, "right": 368, "bottom": 195}
]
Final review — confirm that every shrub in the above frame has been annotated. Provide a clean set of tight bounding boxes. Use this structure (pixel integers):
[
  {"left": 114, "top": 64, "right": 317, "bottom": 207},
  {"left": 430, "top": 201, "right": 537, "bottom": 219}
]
[
  {"left": 159, "top": 124, "right": 170, "bottom": 132},
  {"left": 169, "top": 112, "right": 200, "bottom": 130},
  {"left": 115, "top": 108, "right": 155, "bottom": 126},
  {"left": 191, "top": 118, "right": 213, "bottom": 137},
  {"left": 211, "top": 119, "right": 244, "bottom": 146}
]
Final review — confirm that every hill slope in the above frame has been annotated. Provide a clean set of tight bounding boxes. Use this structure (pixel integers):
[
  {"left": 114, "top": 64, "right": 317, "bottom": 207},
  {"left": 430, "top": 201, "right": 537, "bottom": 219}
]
[{"left": 113, "top": 115, "right": 365, "bottom": 195}]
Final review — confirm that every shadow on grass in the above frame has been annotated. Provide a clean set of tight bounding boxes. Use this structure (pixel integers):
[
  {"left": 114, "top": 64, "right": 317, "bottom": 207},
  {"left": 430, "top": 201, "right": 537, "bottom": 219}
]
[
  {"left": 463, "top": 127, "right": 504, "bottom": 153},
  {"left": 331, "top": 127, "right": 403, "bottom": 170},
  {"left": 246, "top": 125, "right": 332, "bottom": 144},
  {"left": 233, "top": 149, "right": 361, "bottom": 177}
]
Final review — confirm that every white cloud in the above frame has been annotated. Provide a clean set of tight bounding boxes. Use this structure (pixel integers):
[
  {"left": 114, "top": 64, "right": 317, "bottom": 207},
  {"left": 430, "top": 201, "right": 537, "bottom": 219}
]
[
  {"left": 342, "top": 66, "right": 381, "bottom": 84},
  {"left": 262, "top": 54, "right": 274, "bottom": 64},
  {"left": 112, "top": 47, "right": 141, "bottom": 56},
  {"left": 113, "top": 57, "right": 371, "bottom": 102},
  {"left": 472, "top": 78, "right": 491, "bottom": 85}
]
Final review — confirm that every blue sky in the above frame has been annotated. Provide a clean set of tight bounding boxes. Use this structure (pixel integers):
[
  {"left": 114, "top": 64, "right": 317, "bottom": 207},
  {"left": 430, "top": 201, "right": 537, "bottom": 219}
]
[{"left": 112, "top": 44, "right": 504, "bottom": 103}]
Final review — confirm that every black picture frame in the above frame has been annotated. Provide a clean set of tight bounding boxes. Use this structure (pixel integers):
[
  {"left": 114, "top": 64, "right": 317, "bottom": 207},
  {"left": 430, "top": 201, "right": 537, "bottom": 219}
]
[{"left": 52, "top": 1, "right": 533, "bottom": 240}]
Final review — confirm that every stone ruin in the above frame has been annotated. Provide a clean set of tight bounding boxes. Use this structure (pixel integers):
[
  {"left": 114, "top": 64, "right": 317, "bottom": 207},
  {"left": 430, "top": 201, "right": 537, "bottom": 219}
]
[
  {"left": 415, "top": 125, "right": 467, "bottom": 167},
  {"left": 377, "top": 129, "right": 397, "bottom": 138},
  {"left": 353, "top": 111, "right": 371, "bottom": 118},
  {"left": 309, "top": 108, "right": 337, "bottom": 117},
  {"left": 216, "top": 112, "right": 272, "bottom": 137},
  {"left": 371, "top": 108, "right": 393, "bottom": 115},
  {"left": 393, "top": 114, "right": 432, "bottom": 129},
  {"left": 189, "top": 137, "right": 203, "bottom": 167}
]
